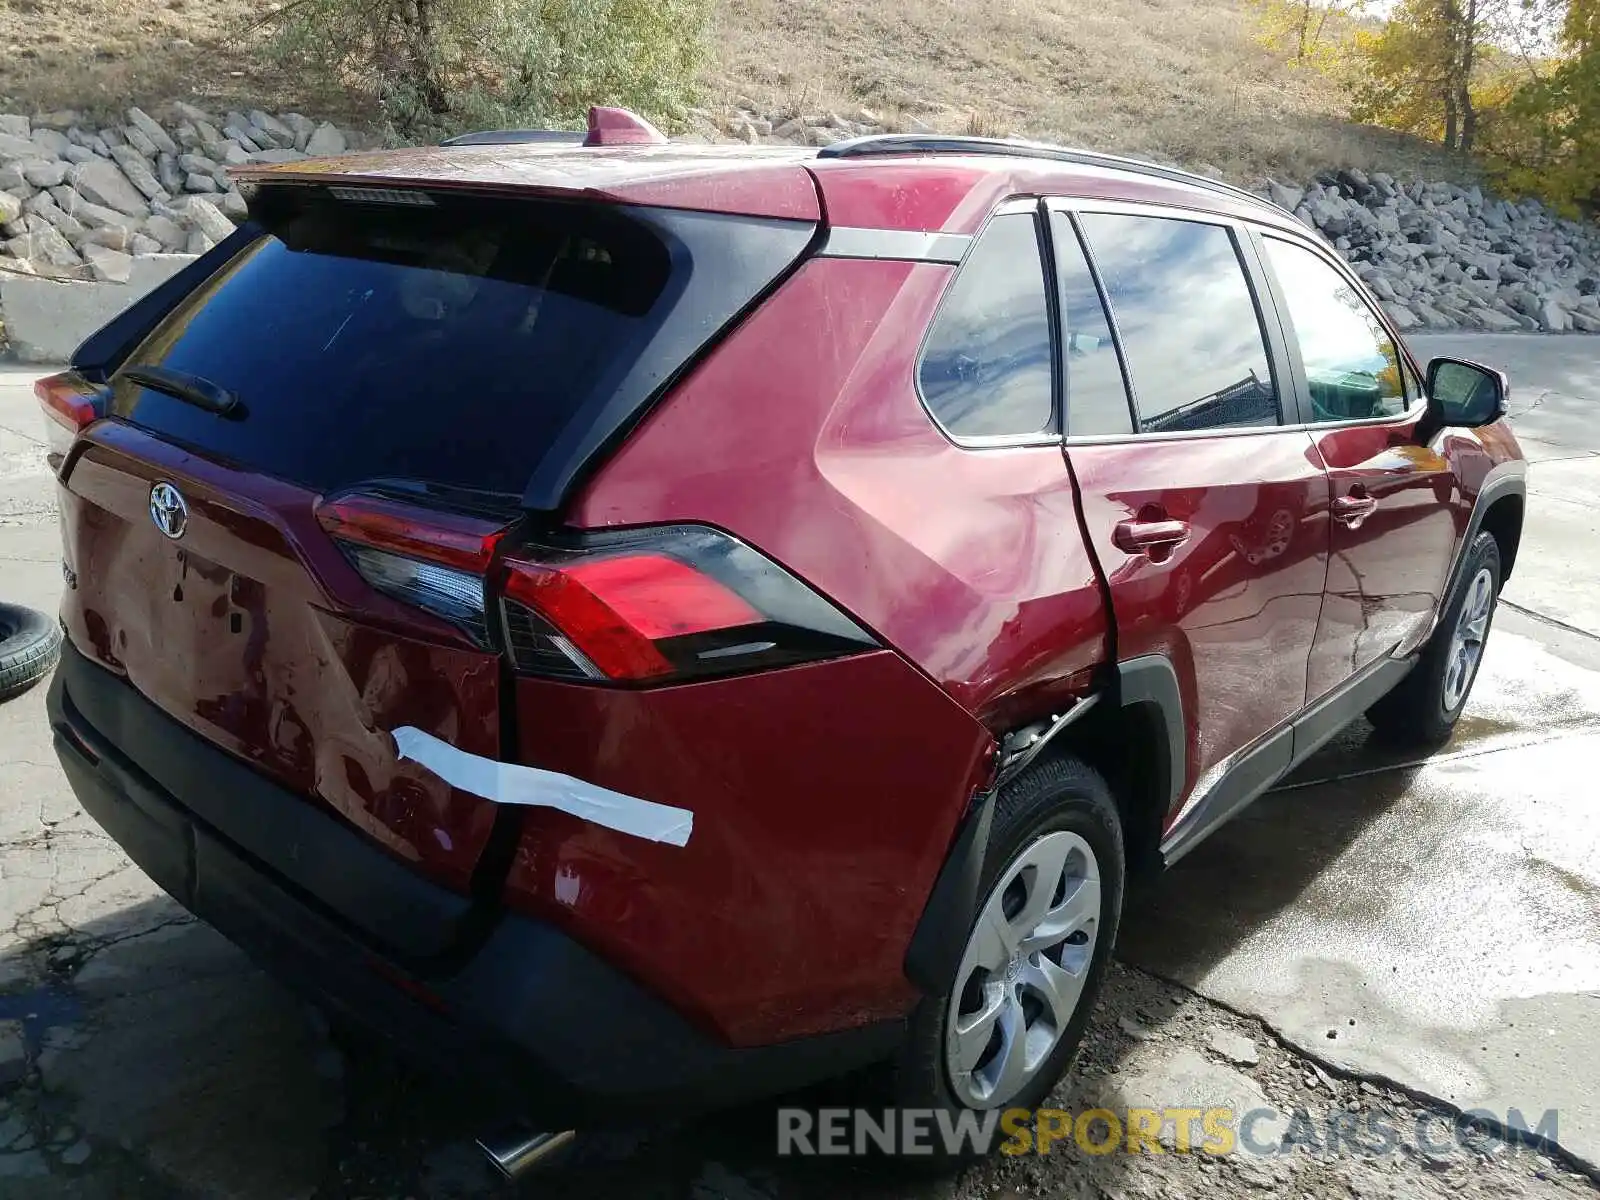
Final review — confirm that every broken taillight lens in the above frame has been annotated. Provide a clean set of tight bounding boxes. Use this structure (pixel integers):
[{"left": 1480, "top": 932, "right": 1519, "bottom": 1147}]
[
  {"left": 34, "top": 370, "right": 106, "bottom": 471},
  {"left": 496, "top": 525, "right": 878, "bottom": 684}
]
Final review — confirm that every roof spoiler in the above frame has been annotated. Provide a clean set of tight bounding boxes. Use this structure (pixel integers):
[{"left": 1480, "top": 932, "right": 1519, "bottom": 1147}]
[{"left": 440, "top": 106, "right": 669, "bottom": 149}]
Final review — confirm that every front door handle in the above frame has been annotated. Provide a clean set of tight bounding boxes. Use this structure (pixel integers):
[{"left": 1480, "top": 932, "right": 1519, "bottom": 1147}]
[
  {"left": 1113, "top": 518, "right": 1191, "bottom": 557},
  {"left": 1331, "top": 494, "right": 1378, "bottom": 527}
]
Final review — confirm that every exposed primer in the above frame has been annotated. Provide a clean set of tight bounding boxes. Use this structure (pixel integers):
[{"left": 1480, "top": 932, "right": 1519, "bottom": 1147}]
[{"left": 391, "top": 726, "right": 694, "bottom": 847}]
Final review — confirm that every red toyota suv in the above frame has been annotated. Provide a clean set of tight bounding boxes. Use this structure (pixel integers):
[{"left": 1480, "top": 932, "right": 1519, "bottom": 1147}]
[{"left": 41, "top": 108, "right": 1525, "bottom": 1163}]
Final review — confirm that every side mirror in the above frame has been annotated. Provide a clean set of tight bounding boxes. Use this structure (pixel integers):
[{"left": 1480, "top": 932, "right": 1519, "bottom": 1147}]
[{"left": 1426, "top": 357, "right": 1508, "bottom": 428}]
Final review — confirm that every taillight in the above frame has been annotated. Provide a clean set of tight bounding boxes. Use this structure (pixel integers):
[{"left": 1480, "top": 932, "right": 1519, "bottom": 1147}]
[
  {"left": 315, "top": 496, "right": 876, "bottom": 683},
  {"left": 496, "top": 525, "right": 878, "bottom": 684},
  {"left": 35, "top": 370, "right": 106, "bottom": 470},
  {"left": 315, "top": 493, "right": 508, "bottom": 647}
]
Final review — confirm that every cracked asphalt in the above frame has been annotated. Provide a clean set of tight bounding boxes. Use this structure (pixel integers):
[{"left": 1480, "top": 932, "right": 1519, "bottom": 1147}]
[{"left": 1, "top": 337, "right": 1598, "bottom": 1199}]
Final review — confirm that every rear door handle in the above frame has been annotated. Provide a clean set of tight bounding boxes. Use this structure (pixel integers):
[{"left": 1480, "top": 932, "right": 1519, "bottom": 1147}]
[
  {"left": 1331, "top": 495, "right": 1378, "bottom": 527},
  {"left": 1112, "top": 518, "right": 1191, "bottom": 557}
]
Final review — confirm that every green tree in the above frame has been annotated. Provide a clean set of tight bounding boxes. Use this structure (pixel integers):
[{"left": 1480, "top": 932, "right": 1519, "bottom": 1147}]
[
  {"left": 1491, "top": 0, "right": 1600, "bottom": 212},
  {"left": 1352, "top": 0, "right": 1525, "bottom": 152},
  {"left": 269, "top": 0, "right": 712, "bottom": 138}
]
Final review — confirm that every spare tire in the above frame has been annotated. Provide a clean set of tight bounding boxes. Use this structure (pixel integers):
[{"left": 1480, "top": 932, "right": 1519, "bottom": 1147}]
[{"left": 0, "top": 604, "right": 62, "bottom": 702}]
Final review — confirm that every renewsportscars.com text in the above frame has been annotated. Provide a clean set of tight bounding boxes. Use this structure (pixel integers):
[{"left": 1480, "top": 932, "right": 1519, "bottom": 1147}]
[{"left": 776, "top": 1106, "right": 1559, "bottom": 1158}]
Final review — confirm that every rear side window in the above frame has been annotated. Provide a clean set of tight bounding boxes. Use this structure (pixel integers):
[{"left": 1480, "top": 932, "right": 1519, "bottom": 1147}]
[
  {"left": 919, "top": 212, "right": 1055, "bottom": 439},
  {"left": 1050, "top": 212, "right": 1132, "bottom": 437},
  {"left": 1077, "top": 214, "right": 1279, "bottom": 434},
  {"left": 109, "top": 191, "right": 811, "bottom": 500}
]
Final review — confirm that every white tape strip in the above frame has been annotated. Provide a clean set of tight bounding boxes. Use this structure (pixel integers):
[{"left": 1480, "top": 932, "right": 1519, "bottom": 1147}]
[{"left": 391, "top": 726, "right": 694, "bottom": 847}]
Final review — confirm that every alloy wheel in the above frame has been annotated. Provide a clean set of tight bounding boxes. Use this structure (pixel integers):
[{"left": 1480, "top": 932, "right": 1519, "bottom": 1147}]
[
  {"left": 1443, "top": 566, "right": 1494, "bottom": 713},
  {"left": 944, "top": 830, "right": 1101, "bottom": 1108}
]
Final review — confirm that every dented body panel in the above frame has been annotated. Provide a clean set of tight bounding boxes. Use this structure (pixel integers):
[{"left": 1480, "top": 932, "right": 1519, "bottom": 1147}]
[
  {"left": 504, "top": 651, "right": 992, "bottom": 1045},
  {"left": 56, "top": 423, "right": 504, "bottom": 900},
  {"left": 572, "top": 257, "right": 1112, "bottom": 727}
]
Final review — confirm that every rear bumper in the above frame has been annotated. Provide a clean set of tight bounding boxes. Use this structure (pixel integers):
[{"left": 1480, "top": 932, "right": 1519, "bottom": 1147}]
[{"left": 47, "top": 641, "right": 901, "bottom": 1124}]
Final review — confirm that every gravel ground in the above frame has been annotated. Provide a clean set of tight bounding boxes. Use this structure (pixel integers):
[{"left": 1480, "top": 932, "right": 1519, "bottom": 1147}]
[
  {"left": 3, "top": 950, "right": 1594, "bottom": 1199},
  {"left": 15, "top": 957, "right": 1568, "bottom": 1200},
  {"left": 300, "top": 960, "right": 1600, "bottom": 1199}
]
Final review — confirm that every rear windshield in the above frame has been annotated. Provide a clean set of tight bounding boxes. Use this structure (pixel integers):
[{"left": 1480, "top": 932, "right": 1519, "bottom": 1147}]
[{"left": 109, "top": 190, "right": 811, "bottom": 501}]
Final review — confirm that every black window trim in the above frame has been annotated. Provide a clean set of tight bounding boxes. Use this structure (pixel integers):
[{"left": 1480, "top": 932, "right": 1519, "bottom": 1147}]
[
  {"left": 1250, "top": 226, "right": 1430, "bottom": 433},
  {"left": 1045, "top": 198, "right": 1295, "bottom": 446},
  {"left": 912, "top": 197, "right": 1065, "bottom": 450},
  {"left": 1050, "top": 208, "right": 1140, "bottom": 438}
]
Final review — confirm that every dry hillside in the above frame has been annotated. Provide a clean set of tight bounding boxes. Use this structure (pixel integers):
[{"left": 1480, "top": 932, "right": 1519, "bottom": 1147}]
[
  {"left": 0, "top": 0, "right": 367, "bottom": 125},
  {"left": 0, "top": 0, "right": 1468, "bottom": 184},
  {"left": 704, "top": 0, "right": 1476, "bottom": 183}
]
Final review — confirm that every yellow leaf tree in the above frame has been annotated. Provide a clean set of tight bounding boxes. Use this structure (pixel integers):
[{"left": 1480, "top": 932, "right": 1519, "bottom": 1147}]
[
  {"left": 1251, "top": 0, "right": 1368, "bottom": 67},
  {"left": 1352, "top": 0, "right": 1524, "bottom": 152},
  {"left": 1495, "top": 0, "right": 1600, "bottom": 212}
]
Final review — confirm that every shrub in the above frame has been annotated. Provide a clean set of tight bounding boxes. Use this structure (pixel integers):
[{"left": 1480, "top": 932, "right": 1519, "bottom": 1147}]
[{"left": 268, "top": 0, "right": 712, "bottom": 138}]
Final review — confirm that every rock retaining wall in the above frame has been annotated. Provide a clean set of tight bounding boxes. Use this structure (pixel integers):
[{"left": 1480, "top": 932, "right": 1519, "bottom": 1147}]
[
  {"left": 3, "top": 97, "right": 1597, "bottom": 348},
  {"left": 1268, "top": 171, "right": 1600, "bottom": 333},
  {"left": 0, "top": 104, "right": 361, "bottom": 285}
]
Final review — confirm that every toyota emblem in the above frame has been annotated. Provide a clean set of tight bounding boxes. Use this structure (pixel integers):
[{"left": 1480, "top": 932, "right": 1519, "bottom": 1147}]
[{"left": 149, "top": 482, "right": 189, "bottom": 540}]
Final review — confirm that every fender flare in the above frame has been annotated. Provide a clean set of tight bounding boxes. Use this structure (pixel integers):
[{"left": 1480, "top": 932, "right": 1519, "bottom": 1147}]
[
  {"left": 1459, "top": 467, "right": 1527, "bottom": 569},
  {"left": 901, "top": 655, "right": 1187, "bottom": 995},
  {"left": 1429, "top": 465, "right": 1527, "bottom": 639},
  {"left": 1113, "top": 655, "right": 1186, "bottom": 816}
]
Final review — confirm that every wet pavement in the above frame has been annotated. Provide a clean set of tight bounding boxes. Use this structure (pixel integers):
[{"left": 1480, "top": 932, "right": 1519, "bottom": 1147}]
[
  {"left": 1416, "top": 332, "right": 1600, "bottom": 637},
  {"left": 0, "top": 337, "right": 1598, "bottom": 1196},
  {"left": 1119, "top": 624, "right": 1600, "bottom": 1166},
  {"left": 1120, "top": 333, "right": 1600, "bottom": 1169}
]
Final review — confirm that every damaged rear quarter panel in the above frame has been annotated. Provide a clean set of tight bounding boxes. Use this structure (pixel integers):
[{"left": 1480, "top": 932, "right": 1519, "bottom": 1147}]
[
  {"left": 528, "top": 255, "right": 1110, "bottom": 1044},
  {"left": 571, "top": 255, "right": 1111, "bottom": 728},
  {"left": 502, "top": 651, "right": 992, "bottom": 1047}
]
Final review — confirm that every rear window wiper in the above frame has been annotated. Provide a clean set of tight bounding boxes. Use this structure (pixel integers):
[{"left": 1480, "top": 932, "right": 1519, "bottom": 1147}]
[{"left": 121, "top": 365, "right": 244, "bottom": 418}]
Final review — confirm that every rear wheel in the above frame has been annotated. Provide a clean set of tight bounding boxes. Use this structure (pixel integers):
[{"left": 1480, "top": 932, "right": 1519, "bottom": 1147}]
[
  {"left": 888, "top": 755, "right": 1124, "bottom": 1159},
  {"left": 1367, "top": 531, "right": 1501, "bottom": 746}
]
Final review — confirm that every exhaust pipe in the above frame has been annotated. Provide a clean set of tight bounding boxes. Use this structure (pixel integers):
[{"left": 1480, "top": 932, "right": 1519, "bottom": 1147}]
[{"left": 477, "top": 1127, "right": 576, "bottom": 1181}]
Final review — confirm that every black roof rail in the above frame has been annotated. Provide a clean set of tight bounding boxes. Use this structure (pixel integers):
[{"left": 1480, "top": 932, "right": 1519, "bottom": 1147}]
[
  {"left": 816, "top": 134, "right": 1273, "bottom": 211},
  {"left": 439, "top": 129, "right": 586, "bottom": 147}
]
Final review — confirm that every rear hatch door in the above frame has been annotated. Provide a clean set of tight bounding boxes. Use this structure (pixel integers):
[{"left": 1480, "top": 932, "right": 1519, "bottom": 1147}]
[{"left": 57, "top": 183, "right": 815, "bottom": 956}]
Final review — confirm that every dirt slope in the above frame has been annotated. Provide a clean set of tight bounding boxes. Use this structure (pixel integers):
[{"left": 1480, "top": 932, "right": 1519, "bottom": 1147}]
[{"left": 0, "top": 0, "right": 1465, "bottom": 183}]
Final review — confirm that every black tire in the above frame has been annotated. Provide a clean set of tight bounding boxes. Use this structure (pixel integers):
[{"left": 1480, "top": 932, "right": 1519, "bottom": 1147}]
[
  {"left": 0, "top": 604, "right": 62, "bottom": 702},
  {"left": 1367, "top": 531, "right": 1501, "bottom": 746},
  {"left": 885, "top": 754, "right": 1124, "bottom": 1163}
]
